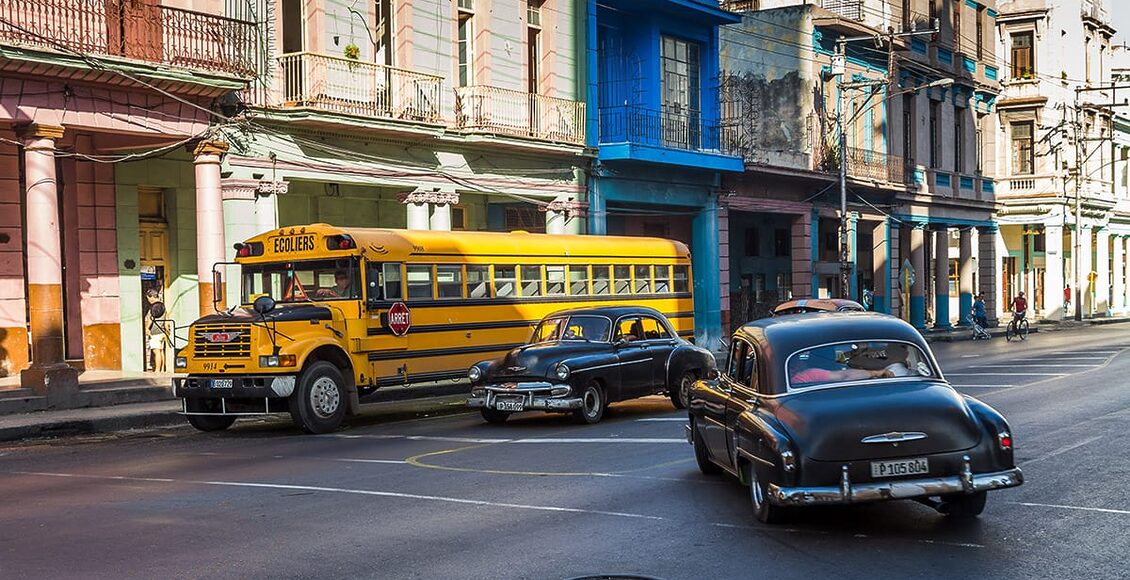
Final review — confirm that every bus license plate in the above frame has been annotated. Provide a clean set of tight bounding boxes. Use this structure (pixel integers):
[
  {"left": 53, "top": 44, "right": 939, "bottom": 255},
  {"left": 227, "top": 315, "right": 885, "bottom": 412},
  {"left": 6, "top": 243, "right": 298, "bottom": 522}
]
[
  {"left": 870, "top": 457, "right": 929, "bottom": 478},
  {"left": 211, "top": 378, "right": 234, "bottom": 389},
  {"left": 495, "top": 398, "right": 524, "bottom": 412}
]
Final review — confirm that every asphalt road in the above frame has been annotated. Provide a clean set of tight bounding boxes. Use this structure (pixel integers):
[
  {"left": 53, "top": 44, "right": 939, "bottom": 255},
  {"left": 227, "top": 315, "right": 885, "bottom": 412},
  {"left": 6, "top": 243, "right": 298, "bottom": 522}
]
[{"left": 1, "top": 325, "right": 1129, "bottom": 580}]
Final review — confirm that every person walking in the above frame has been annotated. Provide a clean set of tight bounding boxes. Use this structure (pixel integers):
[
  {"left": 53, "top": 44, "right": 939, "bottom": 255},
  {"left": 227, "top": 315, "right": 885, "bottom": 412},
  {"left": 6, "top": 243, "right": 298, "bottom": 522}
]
[{"left": 1063, "top": 285, "right": 1072, "bottom": 313}]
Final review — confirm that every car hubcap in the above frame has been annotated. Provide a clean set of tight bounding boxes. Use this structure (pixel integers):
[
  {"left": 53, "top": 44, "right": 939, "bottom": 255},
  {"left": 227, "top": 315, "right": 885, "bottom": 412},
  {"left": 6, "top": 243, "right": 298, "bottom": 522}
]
[
  {"left": 310, "top": 377, "right": 340, "bottom": 418},
  {"left": 680, "top": 374, "right": 692, "bottom": 407},
  {"left": 750, "top": 469, "right": 764, "bottom": 510},
  {"left": 584, "top": 387, "right": 600, "bottom": 418}
]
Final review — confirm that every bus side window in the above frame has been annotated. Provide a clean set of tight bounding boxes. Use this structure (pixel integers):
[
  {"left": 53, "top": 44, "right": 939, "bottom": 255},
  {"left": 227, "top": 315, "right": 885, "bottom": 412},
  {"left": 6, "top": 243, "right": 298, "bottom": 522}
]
[
  {"left": 546, "top": 265, "right": 566, "bottom": 296},
  {"left": 406, "top": 265, "right": 433, "bottom": 300},
  {"left": 634, "top": 265, "right": 652, "bottom": 294},
  {"left": 614, "top": 265, "right": 631, "bottom": 295},
  {"left": 365, "top": 262, "right": 383, "bottom": 304},
  {"left": 437, "top": 265, "right": 463, "bottom": 299},
  {"left": 673, "top": 265, "right": 690, "bottom": 293},
  {"left": 521, "top": 265, "right": 542, "bottom": 297},
  {"left": 383, "top": 263, "right": 403, "bottom": 301},
  {"left": 494, "top": 265, "right": 517, "bottom": 297},
  {"left": 592, "top": 266, "right": 611, "bottom": 295},
  {"left": 654, "top": 265, "right": 671, "bottom": 293},
  {"left": 569, "top": 265, "right": 589, "bottom": 295},
  {"left": 467, "top": 265, "right": 490, "bottom": 298}
]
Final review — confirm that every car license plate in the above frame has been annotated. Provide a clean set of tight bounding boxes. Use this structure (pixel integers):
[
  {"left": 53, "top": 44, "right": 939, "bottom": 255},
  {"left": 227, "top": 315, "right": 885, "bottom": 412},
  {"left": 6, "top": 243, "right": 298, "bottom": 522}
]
[
  {"left": 495, "top": 397, "right": 524, "bottom": 412},
  {"left": 870, "top": 457, "right": 929, "bottom": 478},
  {"left": 211, "top": 378, "right": 234, "bottom": 389}
]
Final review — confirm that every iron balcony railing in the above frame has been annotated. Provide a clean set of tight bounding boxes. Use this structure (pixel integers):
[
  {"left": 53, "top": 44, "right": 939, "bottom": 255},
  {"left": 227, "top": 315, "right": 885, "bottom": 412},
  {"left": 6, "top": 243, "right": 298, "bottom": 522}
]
[
  {"left": 821, "top": 0, "right": 865, "bottom": 21},
  {"left": 719, "top": 1, "right": 759, "bottom": 12},
  {"left": 599, "top": 105, "right": 724, "bottom": 153},
  {"left": 276, "top": 52, "right": 444, "bottom": 122},
  {"left": 844, "top": 145, "right": 905, "bottom": 183},
  {"left": 0, "top": 0, "right": 257, "bottom": 77},
  {"left": 454, "top": 85, "right": 586, "bottom": 145}
]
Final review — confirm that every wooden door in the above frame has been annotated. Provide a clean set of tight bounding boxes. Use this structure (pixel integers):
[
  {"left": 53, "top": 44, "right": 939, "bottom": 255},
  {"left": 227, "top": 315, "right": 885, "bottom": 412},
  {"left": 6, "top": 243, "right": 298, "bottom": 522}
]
[{"left": 139, "top": 223, "right": 169, "bottom": 370}]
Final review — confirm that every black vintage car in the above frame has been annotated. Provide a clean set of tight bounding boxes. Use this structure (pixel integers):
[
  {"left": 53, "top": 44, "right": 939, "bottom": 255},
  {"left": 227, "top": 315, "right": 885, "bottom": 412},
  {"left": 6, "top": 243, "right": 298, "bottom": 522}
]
[
  {"left": 467, "top": 306, "right": 716, "bottom": 424},
  {"left": 688, "top": 312, "right": 1023, "bottom": 523}
]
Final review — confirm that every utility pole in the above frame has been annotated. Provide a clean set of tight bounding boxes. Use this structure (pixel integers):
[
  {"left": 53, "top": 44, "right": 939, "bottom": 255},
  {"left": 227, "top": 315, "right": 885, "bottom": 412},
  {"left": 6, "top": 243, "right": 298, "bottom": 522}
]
[{"left": 832, "top": 22, "right": 938, "bottom": 300}]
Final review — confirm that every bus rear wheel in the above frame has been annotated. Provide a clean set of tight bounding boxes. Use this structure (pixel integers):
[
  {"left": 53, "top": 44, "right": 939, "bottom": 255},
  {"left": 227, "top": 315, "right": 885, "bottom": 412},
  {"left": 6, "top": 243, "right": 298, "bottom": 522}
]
[{"left": 289, "top": 361, "right": 347, "bottom": 434}]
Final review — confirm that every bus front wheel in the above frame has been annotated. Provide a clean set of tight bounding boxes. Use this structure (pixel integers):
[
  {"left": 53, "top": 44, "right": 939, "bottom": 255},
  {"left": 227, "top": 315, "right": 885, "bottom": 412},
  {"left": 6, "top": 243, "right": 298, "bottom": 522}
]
[
  {"left": 290, "top": 361, "right": 347, "bottom": 434},
  {"left": 186, "top": 414, "right": 236, "bottom": 432}
]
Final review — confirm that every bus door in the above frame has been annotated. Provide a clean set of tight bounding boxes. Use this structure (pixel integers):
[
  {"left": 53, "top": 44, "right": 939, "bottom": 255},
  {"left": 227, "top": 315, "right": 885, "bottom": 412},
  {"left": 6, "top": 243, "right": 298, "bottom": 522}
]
[{"left": 364, "top": 261, "right": 408, "bottom": 382}]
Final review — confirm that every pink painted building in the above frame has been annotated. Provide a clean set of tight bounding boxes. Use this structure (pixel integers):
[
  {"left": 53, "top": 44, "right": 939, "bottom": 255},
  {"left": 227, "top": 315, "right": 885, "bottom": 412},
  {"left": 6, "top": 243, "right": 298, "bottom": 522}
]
[{"left": 0, "top": 0, "right": 257, "bottom": 403}]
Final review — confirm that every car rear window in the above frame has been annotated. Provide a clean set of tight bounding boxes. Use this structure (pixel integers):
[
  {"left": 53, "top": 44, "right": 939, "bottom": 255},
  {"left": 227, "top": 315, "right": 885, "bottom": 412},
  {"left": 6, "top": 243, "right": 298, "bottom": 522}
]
[{"left": 786, "top": 341, "right": 936, "bottom": 390}]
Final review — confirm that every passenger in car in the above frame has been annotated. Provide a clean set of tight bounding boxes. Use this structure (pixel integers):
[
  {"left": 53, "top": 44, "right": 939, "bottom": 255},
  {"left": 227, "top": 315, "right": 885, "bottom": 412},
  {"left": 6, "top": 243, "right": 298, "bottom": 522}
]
[{"left": 790, "top": 356, "right": 894, "bottom": 385}]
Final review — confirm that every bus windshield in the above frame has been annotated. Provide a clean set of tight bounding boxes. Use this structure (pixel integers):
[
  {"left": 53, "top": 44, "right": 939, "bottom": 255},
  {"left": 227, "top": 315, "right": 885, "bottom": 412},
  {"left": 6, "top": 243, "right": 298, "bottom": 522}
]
[{"left": 241, "top": 258, "right": 360, "bottom": 304}]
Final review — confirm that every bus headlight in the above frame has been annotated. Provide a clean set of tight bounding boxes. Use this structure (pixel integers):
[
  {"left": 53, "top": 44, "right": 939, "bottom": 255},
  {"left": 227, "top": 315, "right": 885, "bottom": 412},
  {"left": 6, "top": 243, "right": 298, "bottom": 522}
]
[
  {"left": 175, "top": 356, "right": 187, "bottom": 369},
  {"left": 260, "top": 355, "right": 297, "bottom": 368},
  {"left": 468, "top": 366, "right": 483, "bottom": 383},
  {"left": 555, "top": 363, "right": 570, "bottom": 381}
]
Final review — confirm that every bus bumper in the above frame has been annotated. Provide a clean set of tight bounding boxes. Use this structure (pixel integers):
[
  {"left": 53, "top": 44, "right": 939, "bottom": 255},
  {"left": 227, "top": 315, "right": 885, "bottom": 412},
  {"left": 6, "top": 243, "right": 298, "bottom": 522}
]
[{"left": 173, "top": 375, "right": 297, "bottom": 399}]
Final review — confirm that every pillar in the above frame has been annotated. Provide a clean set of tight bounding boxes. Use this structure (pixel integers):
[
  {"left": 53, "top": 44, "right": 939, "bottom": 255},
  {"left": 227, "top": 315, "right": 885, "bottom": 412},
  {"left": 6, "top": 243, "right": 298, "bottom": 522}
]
[
  {"left": 790, "top": 212, "right": 813, "bottom": 300},
  {"left": 430, "top": 203, "right": 452, "bottom": 231},
  {"left": 934, "top": 225, "right": 951, "bottom": 329},
  {"left": 978, "top": 225, "right": 999, "bottom": 326},
  {"left": 406, "top": 202, "right": 429, "bottom": 230},
  {"left": 692, "top": 198, "right": 722, "bottom": 352},
  {"left": 587, "top": 170, "right": 607, "bottom": 236},
  {"left": 19, "top": 124, "right": 79, "bottom": 397},
  {"left": 958, "top": 227, "right": 974, "bottom": 326},
  {"left": 1078, "top": 226, "right": 1093, "bottom": 316},
  {"left": 810, "top": 210, "right": 821, "bottom": 298},
  {"left": 1115, "top": 236, "right": 1126, "bottom": 313},
  {"left": 871, "top": 220, "right": 890, "bottom": 313},
  {"left": 910, "top": 225, "right": 926, "bottom": 329},
  {"left": 847, "top": 213, "right": 858, "bottom": 300},
  {"left": 1095, "top": 228, "right": 1110, "bottom": 315},
  {"left": 193, "top": 141, "right": 228, "bottom": 316},
  {"left": 1044, "top": 224, "right": 1065, "bottom": 319},
  {"left": 545, "top": 199, "right": 587, "bottom": 235}
]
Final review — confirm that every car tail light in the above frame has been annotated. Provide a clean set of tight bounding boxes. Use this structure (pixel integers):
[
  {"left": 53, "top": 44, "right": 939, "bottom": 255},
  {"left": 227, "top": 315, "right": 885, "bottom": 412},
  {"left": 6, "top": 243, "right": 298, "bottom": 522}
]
[{"left": 998, "top": 431, "right": 1013, "bottom": 451}]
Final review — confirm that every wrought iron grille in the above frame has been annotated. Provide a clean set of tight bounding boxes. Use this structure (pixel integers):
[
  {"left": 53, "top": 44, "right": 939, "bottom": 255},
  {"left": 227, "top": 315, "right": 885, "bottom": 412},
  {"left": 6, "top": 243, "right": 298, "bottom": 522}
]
[
  {"left": 0, "top": 0, "right": 258, "bottom": 77},
  {"left": 192, "top": 323, "right": 252, "bottom": 359},
  {"left": 454, "top": 85, "right": 585, "bottom": 144},
  {"left": 277, "top": 52, "right": 443, "bottom": 122},
  {"left": 599, "top": 105, "right": 723, "bottom": 152}
]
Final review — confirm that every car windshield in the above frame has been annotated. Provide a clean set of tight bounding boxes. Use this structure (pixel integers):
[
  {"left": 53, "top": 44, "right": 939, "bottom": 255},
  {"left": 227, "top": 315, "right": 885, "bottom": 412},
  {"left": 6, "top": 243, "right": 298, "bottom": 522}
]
[
  {"left": 786, "top": 340, "right": 937, "bottom": 390},
  {"left": 529, "top": 315, "right": 611, "bottom": 344},
  {"left": 241, "top": 258, "right": 360, "bottom": 304}
]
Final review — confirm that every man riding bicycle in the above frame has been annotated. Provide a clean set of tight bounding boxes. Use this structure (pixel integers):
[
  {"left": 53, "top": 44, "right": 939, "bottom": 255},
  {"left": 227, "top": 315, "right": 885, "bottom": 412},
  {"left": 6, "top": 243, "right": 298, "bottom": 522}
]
[{"left": 1011, "top": 292, "right": 1028, "bottom": 322}]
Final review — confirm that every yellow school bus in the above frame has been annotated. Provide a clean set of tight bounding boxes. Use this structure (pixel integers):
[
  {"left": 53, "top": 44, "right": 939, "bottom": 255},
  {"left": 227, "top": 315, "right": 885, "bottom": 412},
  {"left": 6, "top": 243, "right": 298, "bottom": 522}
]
[{"left": 172, "top": 224, "right": 695, "bottom": 433}]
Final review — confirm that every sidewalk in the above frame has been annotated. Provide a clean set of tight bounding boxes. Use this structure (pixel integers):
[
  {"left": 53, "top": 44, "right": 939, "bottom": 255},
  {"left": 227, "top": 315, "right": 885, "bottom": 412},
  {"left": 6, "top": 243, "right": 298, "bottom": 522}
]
[{"left": 921, "top": 313, "right": 1130, "bottom": 342}]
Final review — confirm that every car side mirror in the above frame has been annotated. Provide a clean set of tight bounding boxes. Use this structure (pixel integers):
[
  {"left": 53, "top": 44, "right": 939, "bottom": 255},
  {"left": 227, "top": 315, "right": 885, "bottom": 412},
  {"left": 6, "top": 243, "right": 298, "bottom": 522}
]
[{"left": 253, "top": 295, "right": 276, "bottom": 315}]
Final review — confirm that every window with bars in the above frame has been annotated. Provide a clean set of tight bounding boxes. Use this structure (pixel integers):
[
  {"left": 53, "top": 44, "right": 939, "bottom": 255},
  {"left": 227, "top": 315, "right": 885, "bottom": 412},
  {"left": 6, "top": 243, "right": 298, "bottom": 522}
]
[
  {"left": 661, "top": 35, "right": 701, "bottom": 149},
  {"left": 1010, "top": 31, "right": 1034, "bottom": 79},
  {"left": 1011, "top": 122, "right": 1034, "bottom": 175}
]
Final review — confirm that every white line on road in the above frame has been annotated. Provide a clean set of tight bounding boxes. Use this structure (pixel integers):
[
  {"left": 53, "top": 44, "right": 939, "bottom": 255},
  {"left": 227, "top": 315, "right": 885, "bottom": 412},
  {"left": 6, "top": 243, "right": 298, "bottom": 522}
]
[
  {"left": 335, "top": 458, "right": 408, "bottom": 465},
  {"left": 1011, "top": 502, "right": 1130, "bottom": 516},
  {"left": 11, "top": 471, "right": 665, "bottom": 521},
  {"left": 328, "top": 434, "right": 512, "bottom": 444},
  {"left": 959, "top": 354, "right": 982, "bottom": 358},
  {"left": 946, "top": 373, "right": 1069, "bottom": 376},
  {"left": 950, "top": 385, "right": 1015, "bottom": 388},
  {"left": 1021, "top": 436, "right": 1103, "bottom": 465},
  {"left": 325, "top": 434, "right": 686, "bottom": 444},
  {"left": 969, "top": 364, "right": 1098, "bottom": 368},
  {"left": 636, "top": 418, "right": 689, "bottom": 422},
  {"left": 1047, "top": 351, "right": 1121, "bottom": 355},
  {"left": 1013, "top": 357, "right": 1108, "bottom": 361}
]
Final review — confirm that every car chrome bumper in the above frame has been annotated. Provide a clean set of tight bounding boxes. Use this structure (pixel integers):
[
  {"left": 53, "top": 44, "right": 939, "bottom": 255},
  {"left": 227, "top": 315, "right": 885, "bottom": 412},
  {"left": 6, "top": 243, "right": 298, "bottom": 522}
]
[
  {"left": 768, "top": 459, "right": 1024, "bottom": 506},
  {"left": 467, "top": 382, "right": 581, "bottom": 411}
]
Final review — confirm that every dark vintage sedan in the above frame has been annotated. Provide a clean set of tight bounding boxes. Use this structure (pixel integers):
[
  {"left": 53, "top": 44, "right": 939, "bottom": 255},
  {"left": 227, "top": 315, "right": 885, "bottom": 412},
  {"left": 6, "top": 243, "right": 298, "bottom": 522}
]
[
  {"left": 467, "top": 306, "right": 715, "bottom": 424},
  {"left": 688, "top": 312, "right": 1023, "bottom": 523}
]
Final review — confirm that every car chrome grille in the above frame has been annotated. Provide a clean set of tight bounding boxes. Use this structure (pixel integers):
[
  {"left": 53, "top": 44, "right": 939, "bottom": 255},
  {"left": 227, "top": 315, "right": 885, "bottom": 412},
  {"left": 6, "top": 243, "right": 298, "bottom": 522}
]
[{"left": 192, "top": 323, "right": 252, "bottom": 359}]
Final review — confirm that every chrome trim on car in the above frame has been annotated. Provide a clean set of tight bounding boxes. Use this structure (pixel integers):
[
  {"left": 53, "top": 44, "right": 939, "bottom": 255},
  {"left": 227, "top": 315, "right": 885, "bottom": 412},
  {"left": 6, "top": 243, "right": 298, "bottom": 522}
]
[
  {"left": 767, "top": 467, "right": 1024, "bottom": 506},
  {"left": 467, "top": 382, "right": 581, "bottom": 411},
  {"left": 861, "top": 431, "right": 928, "bottom": 444}
]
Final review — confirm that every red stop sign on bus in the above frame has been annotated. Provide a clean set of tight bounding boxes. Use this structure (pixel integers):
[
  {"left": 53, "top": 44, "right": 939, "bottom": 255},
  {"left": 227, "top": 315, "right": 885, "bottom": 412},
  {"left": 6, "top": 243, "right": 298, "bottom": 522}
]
[{"left": 387, "top": 302, "right": 412, "bottom": 336}]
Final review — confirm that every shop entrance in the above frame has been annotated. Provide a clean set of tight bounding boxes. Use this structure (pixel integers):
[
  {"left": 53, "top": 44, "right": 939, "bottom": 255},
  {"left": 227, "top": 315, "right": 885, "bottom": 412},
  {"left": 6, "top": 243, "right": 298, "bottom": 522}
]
[{"left": 138, "top": 187, "right": 169, "bottom": 372}]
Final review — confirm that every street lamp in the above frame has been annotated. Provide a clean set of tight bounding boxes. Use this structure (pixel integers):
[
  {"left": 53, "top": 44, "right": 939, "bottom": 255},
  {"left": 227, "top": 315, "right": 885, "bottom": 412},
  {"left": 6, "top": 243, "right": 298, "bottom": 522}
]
[{"left": 835, "top": 75, "right": 953, "bottom": 300}]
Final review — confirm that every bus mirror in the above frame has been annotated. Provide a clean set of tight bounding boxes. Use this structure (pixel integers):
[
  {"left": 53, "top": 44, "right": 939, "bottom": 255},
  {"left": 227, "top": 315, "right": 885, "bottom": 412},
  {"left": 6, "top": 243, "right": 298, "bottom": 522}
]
[
  {"left": 212, "top": 270, "right": 222, "bottom": 305},
  {"left": 253, "top": 295, "right": 276, "bottom": 315},
  {"left": 149, "top": 301, "right": 166, "bottom": 319}
]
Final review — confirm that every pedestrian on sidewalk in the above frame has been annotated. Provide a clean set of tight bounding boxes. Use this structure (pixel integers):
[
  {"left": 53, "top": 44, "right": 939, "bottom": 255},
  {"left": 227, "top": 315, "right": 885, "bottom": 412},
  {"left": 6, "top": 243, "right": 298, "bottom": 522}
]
[
  {"left": 145, "top": 289, "right": 167, "bottom": 373},
  {"left": 1064, "top": 285, "right": 1072, "bottom": 313}
]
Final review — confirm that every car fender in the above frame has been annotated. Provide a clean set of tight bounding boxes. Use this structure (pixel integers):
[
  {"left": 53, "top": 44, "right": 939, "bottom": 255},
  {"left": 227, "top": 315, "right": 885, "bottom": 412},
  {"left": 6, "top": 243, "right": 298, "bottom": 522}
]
[
  {"left": 963, "top": 394, "right": 1016, "bottom": 468},
  {"left": 666, "top": 343, "right": 715, "bottom": 387},
  {"left": 735, "top": 409, "right": 796, "bottom": 485}
]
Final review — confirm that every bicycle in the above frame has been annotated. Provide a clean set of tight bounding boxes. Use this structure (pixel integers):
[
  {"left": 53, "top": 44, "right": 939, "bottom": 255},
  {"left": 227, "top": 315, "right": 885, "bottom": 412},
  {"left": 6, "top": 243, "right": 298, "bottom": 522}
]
[{"left": 1005, "top": 314, "right": 1029, "bottom": 342}]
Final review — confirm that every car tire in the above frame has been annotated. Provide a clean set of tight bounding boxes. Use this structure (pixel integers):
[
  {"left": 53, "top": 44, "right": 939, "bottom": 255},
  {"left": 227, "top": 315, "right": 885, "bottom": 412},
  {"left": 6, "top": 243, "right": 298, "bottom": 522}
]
[
  {"left": 186, "top": 413, "right": 237, "bottom": 432},
  {"left": 669, "top": 370, "right": 696, "bottom": 410},
  {"left": 691, "top": 418, "right": 722, "bottom": 475},
  {"left": 289, "top": 361, "right": 347, "bottom": 434},
  {"left": 748, "top": 463, "right": 786, "bottom": 524},
  {"left": 942, "top": 491, "right": 987, "bottom": 518},
  {"left": 480, "top": 407, "right": 511, "bottom": 424},
  {"left": 573, "top": 381, "right": 606, "bottom": 424}
]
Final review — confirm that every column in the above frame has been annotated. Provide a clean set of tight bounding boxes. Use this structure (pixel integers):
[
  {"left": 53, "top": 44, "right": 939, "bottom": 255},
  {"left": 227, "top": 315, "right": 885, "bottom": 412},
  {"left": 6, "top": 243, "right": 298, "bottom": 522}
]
[
  {"left": 871, "top": 220, "right": 890, "bottom": 314},
  {"left": 958, "top": 227, "right": 974, "bottom": 326},
  {"left": 587, "top": 170, "right": 607, "bottom": 236},
  {"left": 692, "top": 198, "right": 722, "bottom": 353},
  {"left": 19, "top": 124, "right": 79, "bottom": 397},
  {"left": 1078, "top": 226, "right": 1093, "bottom": 317},
  {"left": 910, "top": 225, "right": 926, "bottom": 329},
  {"left": 545, "top": 199, "right": 587, "bottom": 235},
  {"left": 978, "top": 225, "right": 999, "bottom": 326},
  {"left": 1111, "top": 235, "right": 1120, "bottom": 314},
  {"left": 430, "top": 203, "right": 452, "bottom": 231},
  {"left": 193, "top": 141, "right": 228, "bottom": 316},
  {"left": 934, "top": 225, "right": 951, "bottom": 329},
  {"left": 809, "top": 210, "right": 820, "bottom": 298},
  {"left": 1044, "top": 224, "right": 1065, "bottom": 319},
  {"left": 847, "top": 213, "right": 858, "bottom": 300},
  {"left": 1095, "top": 228, "right": 1110, "bottom": 315},
  {"left": 790, "top": 212, "right": 813, "bottom": 300}
]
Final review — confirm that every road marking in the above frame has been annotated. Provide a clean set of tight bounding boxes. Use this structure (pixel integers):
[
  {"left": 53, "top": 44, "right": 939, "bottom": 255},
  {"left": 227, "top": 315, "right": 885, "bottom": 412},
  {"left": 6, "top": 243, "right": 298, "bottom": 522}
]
[
  {"left": 708, "top": 523, "right": 983, "bottom": 549},
  {"left": 1047, "top": 351, "right": 1120, "bottom": 355},
  {"left": 959, "top": 354, "right": 981, "bottom": 358},
  {"left": 11, "top": 471, "right": 665, "bottom": 521},
  {"left": 946, "top": 373, "right": 1069, "bottom": 376},
  {"left": 636, "top": 417, "right": 688, "bottom": 422},
  {"left": 969, "top": 364, "right": 1098, "bottom": 368},
  {"left": 325, "top": 434, "right": 686, "bottom": 444},
  {"left": 328, "top": 434, "right": 513, "bottom": 444},
  {"left": 950, "top": 384, "right": 1015, "bottom": 388},
  {"left": 1014, "top": 357, "right": 1108, "bottom": 361},
  {"left": 1021, "top": 436, "right": 1103, "bottom": 465},
  {"left": 1011, "top": 502, "right": 1130, "bottom": 516},
  {"left": 335, "top": 458, "right": 407, "bottom": 465}
]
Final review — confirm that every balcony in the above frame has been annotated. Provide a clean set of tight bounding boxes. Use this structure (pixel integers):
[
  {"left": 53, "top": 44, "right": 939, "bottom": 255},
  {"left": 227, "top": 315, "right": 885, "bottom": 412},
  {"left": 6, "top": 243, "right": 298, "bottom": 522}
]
[
  {"left": 844, "top": 146, "right": 904, "bottom": 184},
  {"left": 454, "top": 85, "right": 585, "bottom": 145},
  {"left": 599, "top": 105, "right": 741, "bottom": 170},
  {"left": 821, "top": 0, "right": 865, "bottom": 21},
  {"left": 275, "top": 52, "right": 444, "bottom": 123},
  {"left": 0, "top": 0, "right": 257, "bottom": 78}
]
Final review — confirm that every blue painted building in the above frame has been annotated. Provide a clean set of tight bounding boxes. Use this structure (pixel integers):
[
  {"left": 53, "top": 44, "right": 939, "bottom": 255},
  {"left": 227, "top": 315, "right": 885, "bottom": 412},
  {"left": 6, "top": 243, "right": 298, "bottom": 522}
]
[{"left": 585, "top": 0, "right": 742, "bottom": 351}]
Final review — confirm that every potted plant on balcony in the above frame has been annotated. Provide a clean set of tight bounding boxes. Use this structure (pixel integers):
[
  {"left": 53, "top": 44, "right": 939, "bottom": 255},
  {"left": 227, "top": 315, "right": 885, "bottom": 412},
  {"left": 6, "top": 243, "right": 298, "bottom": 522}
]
[{"left": 344, "top": 42, "right": 361, "bottom": 71}]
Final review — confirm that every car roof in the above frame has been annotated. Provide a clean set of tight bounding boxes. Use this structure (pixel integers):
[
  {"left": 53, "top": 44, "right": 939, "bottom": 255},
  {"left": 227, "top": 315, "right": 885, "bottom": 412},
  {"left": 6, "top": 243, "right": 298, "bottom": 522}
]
[
  {"left": 738, "top": 312, "right": 929, "bottom": 353},
  {"left": 544, "top": 305, "right": 667, "bottom": 319},
  {"left": 773, "top": 298, "right": 865, "bottom": 314}
]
